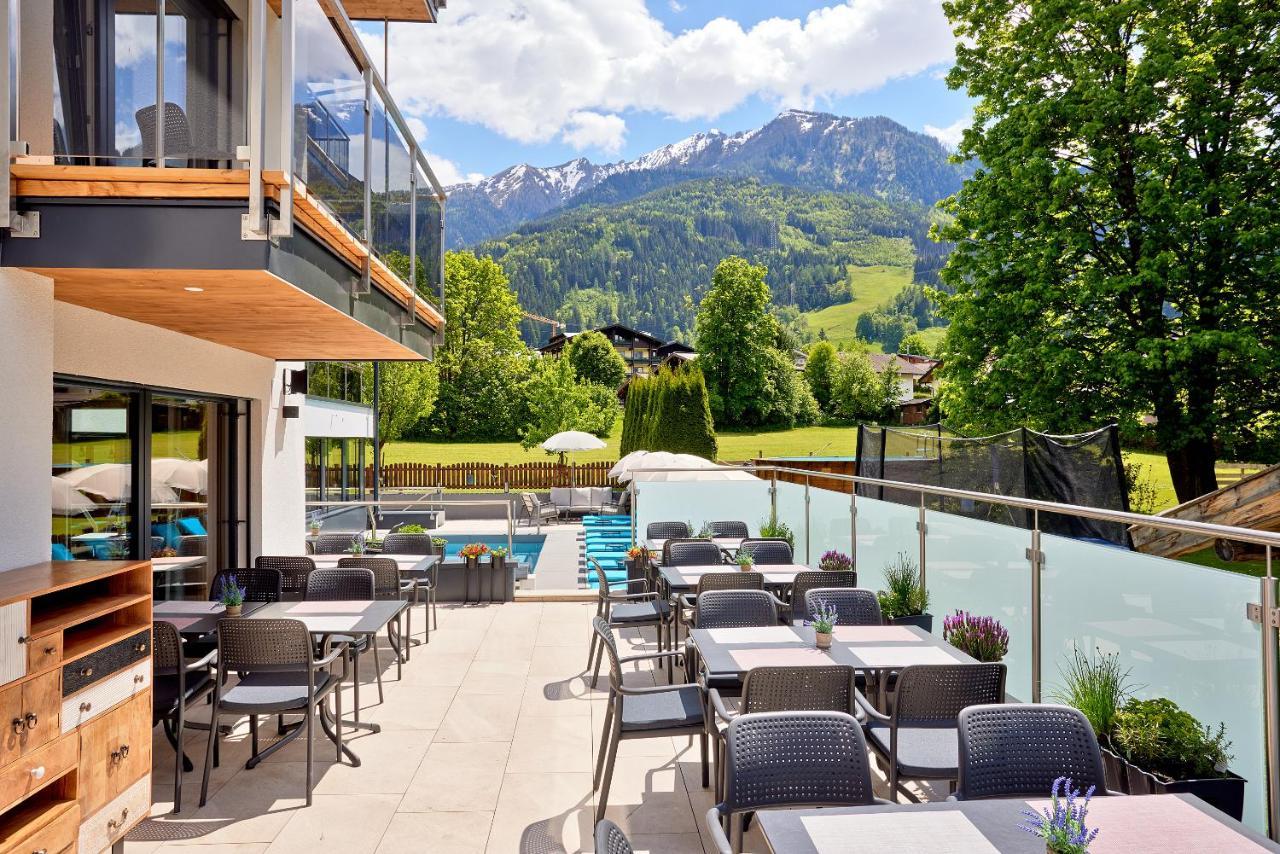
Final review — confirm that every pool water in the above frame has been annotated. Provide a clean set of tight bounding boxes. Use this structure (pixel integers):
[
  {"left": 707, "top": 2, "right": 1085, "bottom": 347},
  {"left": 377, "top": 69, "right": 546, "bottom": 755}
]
[{"left": 438, "top": 534, "right": 545, "bottom": 569}]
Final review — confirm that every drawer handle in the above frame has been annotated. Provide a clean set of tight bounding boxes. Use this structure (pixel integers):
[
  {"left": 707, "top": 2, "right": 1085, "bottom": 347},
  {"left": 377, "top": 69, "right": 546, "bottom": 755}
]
[
  {"left": 79, "top": 701, "right": 92, "bottom": 713},
  {"left": 32, "top": 848, "right": 47, "bottom": 854},
  {"left": 30, "top": 765, "right": 45, "bottom": 780},
  {"left": 24, "top": 712, "right": 37, "bottom": 730},
  {"left": 11, "top": 717, "right": 22, "bottom": 735},
  {"left": 111, "top": 744, "right": 130, "bottom": 763},
  {"left": 79, "top": 666, "right": 93, "bottom": 677},
  {"left": 134, "top": 674, "right": 145, "bottom": 684},
  {"left": 43, "top": 645, "right": 56, "bottom": 656},
  {"left": 134, "top": 641, "right": 147, "bottom": 653},
  {"left": 107, "top": 807, "right": 129, "bottom": 832}
]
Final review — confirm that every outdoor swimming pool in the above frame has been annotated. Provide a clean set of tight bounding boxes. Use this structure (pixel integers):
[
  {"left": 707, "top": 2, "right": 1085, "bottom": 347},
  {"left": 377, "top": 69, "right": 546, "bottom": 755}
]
[{"left": 437, "top": 534, "right": 545, "bottom": 570}]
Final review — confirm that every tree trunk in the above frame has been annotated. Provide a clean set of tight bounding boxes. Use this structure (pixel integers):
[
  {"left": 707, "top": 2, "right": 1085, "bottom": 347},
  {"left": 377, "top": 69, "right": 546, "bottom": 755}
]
[{"left": 1165, "top": 439, "right": 1219, "bottom": 505}]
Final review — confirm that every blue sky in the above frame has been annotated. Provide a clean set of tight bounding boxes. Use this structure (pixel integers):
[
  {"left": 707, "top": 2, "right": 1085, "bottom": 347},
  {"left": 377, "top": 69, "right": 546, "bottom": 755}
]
[{"left": 361, "top": 0, "right": 972, "bottom": 185}]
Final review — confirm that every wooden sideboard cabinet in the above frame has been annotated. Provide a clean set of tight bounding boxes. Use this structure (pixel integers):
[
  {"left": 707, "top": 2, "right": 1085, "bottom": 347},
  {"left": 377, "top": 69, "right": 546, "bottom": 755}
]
[{"left": 0, "top": 561, "right": 152, "bottom": 854}]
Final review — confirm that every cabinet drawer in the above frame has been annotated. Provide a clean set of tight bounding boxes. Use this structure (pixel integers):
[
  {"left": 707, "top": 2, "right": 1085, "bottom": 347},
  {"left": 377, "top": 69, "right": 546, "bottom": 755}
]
[
  {"left": 25, "top": 634, "right": 61, "bottom": 675},
  {"left": 0, "top": 734, "right": 77, "bottom": 814},
  {"left": 9, "top": 671, "right": 61, "bottom": 760},
  {"left": 61, "top": 661, "right": 149, "bottom": 734},
  {"left": 78, "top": 692, "right": 151, "bottom": 817},
  {"left": 0, "top": 800, "right": 79, "bottom": 854},
  {"left": 0, "top": 603, "right": 27, "bottom": 687},
  {"left": 78, "top": 773, "right": 149, "bottom": 854},
  {"left": 62, "top": 629, "right": 150, "bottom": 697}
]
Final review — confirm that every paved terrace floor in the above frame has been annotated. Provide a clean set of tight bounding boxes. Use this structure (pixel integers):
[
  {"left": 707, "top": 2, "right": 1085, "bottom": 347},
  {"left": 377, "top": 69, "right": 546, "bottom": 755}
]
[{"left": 127, "top": 602, "right": 937, "bottom": 853}]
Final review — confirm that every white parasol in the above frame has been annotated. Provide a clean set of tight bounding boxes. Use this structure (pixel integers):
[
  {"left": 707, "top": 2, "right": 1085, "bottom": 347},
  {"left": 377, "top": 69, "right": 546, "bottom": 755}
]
[
  {"left": 152, "top": 457, "right": 209, "bottom": 494},
  {"left": 61, "top": 463, "right": 179, "bottom": 503},
  {"left": 51, "top": 476, "right": 98, "bottom": 513}
]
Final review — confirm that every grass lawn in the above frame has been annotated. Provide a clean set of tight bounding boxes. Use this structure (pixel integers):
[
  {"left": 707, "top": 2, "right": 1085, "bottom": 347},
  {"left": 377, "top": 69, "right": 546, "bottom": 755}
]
[{"left": 801, "top": 265, "right": 914, "bottom": 340}]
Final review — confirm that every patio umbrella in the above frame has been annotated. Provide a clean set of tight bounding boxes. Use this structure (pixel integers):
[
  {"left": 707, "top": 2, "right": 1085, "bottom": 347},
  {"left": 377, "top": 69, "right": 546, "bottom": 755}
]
[
  {"left": 630, "top": 467, "right": 759, "bottom": 482},
  {"left": 51, "top": 475, "right": 98, "bottom": 513},
  {"left": 616, "top": 451, "right": 718, "bottom": 483},
  {"left": 152, "top": 457, "right": 208, "bottom": 494},
  {"left": 61, "top": 463, "right": 179, "bottom": 503},
  {"left": 608, "top": 450, "right": 651, "bottom": 480},
  {"left": 541, "top": 430, "right": 607, "bottom": 464}
]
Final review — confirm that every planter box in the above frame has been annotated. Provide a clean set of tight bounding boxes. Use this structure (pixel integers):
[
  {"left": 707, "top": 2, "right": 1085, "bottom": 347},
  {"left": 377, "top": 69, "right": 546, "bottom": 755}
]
[
  {"left": 1109, "top": 748, "right": 1246, "bottom": 821},
  {"left": 888, "top": 613, "right": 934, "bottom": 633},
  {"left": 435, "top": 561, "right": 515, "bottom": 604},
  {"left": 1100, "top": 746, "right": 1129, "bottom": 794},
  {"left": 625, "top": 558, "right": 646, "bottom": 586}
]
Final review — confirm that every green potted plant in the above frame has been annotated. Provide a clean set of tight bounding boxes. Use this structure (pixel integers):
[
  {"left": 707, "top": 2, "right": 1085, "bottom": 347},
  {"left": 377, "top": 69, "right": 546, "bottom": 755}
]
[
  {"left": 348, "top": 534, "right": 366, "bottom": 556},
  {"left": 1053, "top": 647, "right": 1133, "bottom": 790},
  {"left": 876, "top": 552, "right": 931, "bottom": 631},
  {"left": 696, "top": 521, "right": 715, "bottom": 538},
  {"left": 735, "top": 553, "right": 755, "bottom": 572},
  {"left": 486, "top": 547, "right": 510, "bottom": 601},
  {"left": 308, "top": 518, "right": 323, "bottom": 538},
  {"left": 1112, "top": 697, "right": 1244, "bottom": 820},
  {"left": 808, "top": 599, "right": 838, "bottom": 649},
  {"left": 216, "top": 573, "right": 247, "bottom": 617},
  {"left": 398, "top": 523, "right": 427, "bottom": 534},
  {"left": 942, "top": 611, "right": 1008, "bottom": 662},
  {"left": 758, "top": 513, "right": 795, "bottom": 549},
  {"left": 430, "top": 536, "right": 448, "bottom": 555}
]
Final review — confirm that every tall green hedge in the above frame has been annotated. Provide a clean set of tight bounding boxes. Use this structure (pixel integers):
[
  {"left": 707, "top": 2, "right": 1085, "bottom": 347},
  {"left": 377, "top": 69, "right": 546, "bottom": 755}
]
[{"left": 620, "top": 366, "right": 717, "bottom": 459}]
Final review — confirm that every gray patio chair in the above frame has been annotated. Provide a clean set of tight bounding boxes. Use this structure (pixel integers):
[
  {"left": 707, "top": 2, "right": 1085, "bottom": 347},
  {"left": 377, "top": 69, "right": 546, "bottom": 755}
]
[
  {"left": 594, "top": 819, "right": 635, "bottom": 854},
  {"left": 591, "top": 616, "right": 707, "bottom": 823},
  {"left": 663, "top": 538, "right": 723, "bottom": 567},
  {"left": 521, "top": 492, "right": 559, "bottom": 531},
  {"left": 675, "top": 570, "right": 766, "bottom": 653},
  {"left": 338, "top": 556, "right": 411, "bottom": 683},
  {"left": 153, "top": 620, "right": 217, "bottom": 813},
  {"left": 646, "top": 520, "right": 690, "bottom": 540},
  {"left": 383, "top": 532, "right": 438, "bottom": 636},
  {"left": 709, "top": 520, "right": 749, "bottom": 538},
  {"left": 198, "top": 618, "right": 345, "bottom": 808},
  {"left": 588, "top": 557, "right": 672, "bottom": 687},
  {"left": 707, "top": 665, "right": 857, "bottom": 801},
  {"left": 255, "top": 555, "right": 316, "bottom": 597},
  {"left": 855, "top": 662, "right": 1007, "bottom": 802},
  {"left": 789, "top": 571, "right": 858, "bottom": 623},
  {"left": 803, "top": 586, "right": 880, "bottom": 626},
  {"left": 306, "top": 567, "right": 380, "bottom": 717},
  {"left": 177, "top": 534, "right": 207, "bottom": 556},
  {"left": 956, "top": 703, "right": 1109, "bottom": 800},
  {"left": 209, "top": 568, "right": 282, "bottom": 603},
  {"left": 313, "top": 532, "right": 361, "bottom": 554},
  {"left": 736, "top": 538, "right": 793, "bottom": 564},
  {"left": 706, "top": 710, "right": 883, "bottom": 853},
  {"left": 685, "top": 585, "right": 780, "bottom": 699}
]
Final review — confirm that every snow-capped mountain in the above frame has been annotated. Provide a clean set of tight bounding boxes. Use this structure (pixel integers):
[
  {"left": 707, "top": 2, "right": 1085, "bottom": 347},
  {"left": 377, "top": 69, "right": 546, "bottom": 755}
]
[{"left": 444, "top": 110, "right": 968, "bottom": 248}]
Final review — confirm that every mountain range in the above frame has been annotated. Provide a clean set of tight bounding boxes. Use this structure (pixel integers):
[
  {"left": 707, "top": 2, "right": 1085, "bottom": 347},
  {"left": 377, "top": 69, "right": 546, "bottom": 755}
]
[{"left": 445, "top": 110, "right": 968, "bottom": 248}]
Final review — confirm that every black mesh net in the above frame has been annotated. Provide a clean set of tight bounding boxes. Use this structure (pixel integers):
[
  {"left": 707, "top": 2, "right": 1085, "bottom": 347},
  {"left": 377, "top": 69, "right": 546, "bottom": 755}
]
[{"left": 855, "top": 425, "right": 1130, "bottom": 546}]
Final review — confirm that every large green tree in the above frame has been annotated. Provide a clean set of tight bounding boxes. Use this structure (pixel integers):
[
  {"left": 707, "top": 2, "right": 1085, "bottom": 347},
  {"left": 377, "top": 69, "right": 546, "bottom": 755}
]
[
  {"left": 518, "top": 357, "right": 619, "bottom": 451},
  {"left": 695, "top": 257, "right": 780, "bottom": 426},
  {"left": 362, "top": 362, "right": 439, "bottom": 453},
  {"left": 804, "top": 341, "right": 839, "bottom": 412},
  {"left": 565, "top": 330, "right": 628, "bottom": 388},
  {"left": 937, "top": 0, "right": 1280, "bottom": 502}
]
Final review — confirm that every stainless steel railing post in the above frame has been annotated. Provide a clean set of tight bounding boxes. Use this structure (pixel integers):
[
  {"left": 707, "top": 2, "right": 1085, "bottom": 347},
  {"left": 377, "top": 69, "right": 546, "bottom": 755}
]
[
  {"left": 1263, "top": 546, "right": 1280, "bottom": 841},
  {"left": 804, "top": 474, "right": 811, "bottom": 565},
  {"left": 917, "top": 492, "right": 927, "bottom": 594},
  {"left": 849, "top": 487, "right": 857, "bottom": 574},
  {"left": 1029, "top": 509, "right": 1043, "bottom": 703}
]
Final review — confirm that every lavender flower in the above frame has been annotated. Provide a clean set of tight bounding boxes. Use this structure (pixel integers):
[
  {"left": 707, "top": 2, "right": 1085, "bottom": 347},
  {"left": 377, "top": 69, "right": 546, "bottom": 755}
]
[
  {"left": 217, "top": 573, "right": 247, "bottom": 607},
  {"left": 807, "top": 599, "right": 839, "bottom": 634},
  {"left": 943, "top": 610, "right": 1010, "bottom": 662},
  {"left": 818, "top": 550, "right": 853, "bottom": 573},
  {"left": 1021, "top": 776, "right": 1099, "bottom": 854}
]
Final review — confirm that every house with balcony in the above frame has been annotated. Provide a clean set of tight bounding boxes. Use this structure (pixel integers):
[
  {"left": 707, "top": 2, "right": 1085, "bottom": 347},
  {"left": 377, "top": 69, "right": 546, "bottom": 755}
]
[{"left": 540, "top": 323, "right": 666, "bottom": 377}]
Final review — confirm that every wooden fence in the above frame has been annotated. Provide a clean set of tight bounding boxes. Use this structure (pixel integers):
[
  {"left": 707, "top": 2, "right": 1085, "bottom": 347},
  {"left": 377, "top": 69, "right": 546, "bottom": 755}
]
[{"left": 307, "top": 460, "right": 617, "bottom": 491}]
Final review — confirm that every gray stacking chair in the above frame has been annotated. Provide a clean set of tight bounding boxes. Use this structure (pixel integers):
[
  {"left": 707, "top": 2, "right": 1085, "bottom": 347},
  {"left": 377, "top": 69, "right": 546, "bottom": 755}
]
[
  {"left": 198, "top": 618, "right": 345, "bottom": 807},
  {"left": 686, "top": 586, "right": 782, "bottom": 691},
  {"left": 855, "top": 662, "right": 1007, "bottom": 802},
  {"left": 676, "top": 569, "right": 765, "bottom": 650},
  {"left": 152, "top": 620, "right": 217, "bottom": 813},
  {"left": 338, "top": 556, "right": 410, "bottom": 683},
  {"left": 313, "top": 532, "right": 361, "bottom": 554},
  {"left": 209, "top": 568, "right": 282, "bottom": 604},
  {"left": 736, "top": 538, "right": 793, "bottom": 564},
  {"left": 306, "top": 567, "right": 379, "bottom": 718},
  {"left": 789, "top": 571, "right": 858, "bottom": 623},
  {"left": 588, "top": 557, "right": 672, "bottom": 687},
  {"left": 804, "top": 586, "right": 881, "bottom": 626},
  {"left": 707, "top": 665, "right": 858, "bottom": 801},
  {"left": 706, "top": 710, "right": 883, "bottom": 853},
  {"left": 255, "top": 555, "right": 316, "bottom": 597},
  {"left": 594, "top": 819, "right": 635, "bottom": 853},
  {"left": 382, "top": 531, "right": 438, "bottom": 635},
  {"left": 956, "top": 703, "right": 1109, "bottom": 800},
  {"left": 591, "top": 616, "right": 707, "bottom": 823},
  {"left": 646, "top": 520, "right": 691, "bottom": 540},
  {"left": 708, "top": 520, "right": 749, "bottom": 538}
]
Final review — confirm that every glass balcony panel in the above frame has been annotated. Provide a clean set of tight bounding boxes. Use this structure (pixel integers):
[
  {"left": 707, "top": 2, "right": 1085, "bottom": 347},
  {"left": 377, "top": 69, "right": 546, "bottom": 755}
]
[
  {"left": 369, "top": 89, "right": 414, "bottom": 268},
  {"left": 294, "top": 0, "right": 367, "bottom": 237},
  {"left": 1039, "top": 533, "right": 1266, "bottom": 830},
  {"left": 413, "top": 163, "right": 443, "bottom": 302},
  {"left": 633, "top": 480, "right": 771, "bottom": 543},
  {"left": 924, "top": 509, "right": 1033, "bottom": 700},
  {"left": 774, "top": 479, "right": 808, "bottom": 563},
  {"left": 807, "top": 485, "right": 854, "bottom": 569},
  {"left": 853, "top": 495, "right": 919, "bottom": 595}
]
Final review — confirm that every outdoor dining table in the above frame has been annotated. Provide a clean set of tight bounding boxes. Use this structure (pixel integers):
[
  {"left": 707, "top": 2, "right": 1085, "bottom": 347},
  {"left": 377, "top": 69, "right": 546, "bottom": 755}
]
[
  {"left": 153, "top": 598, "right": 408, "bottom": 767},
  {"left": 754, "top": 793, "right": 1280, "bottom": 853}
]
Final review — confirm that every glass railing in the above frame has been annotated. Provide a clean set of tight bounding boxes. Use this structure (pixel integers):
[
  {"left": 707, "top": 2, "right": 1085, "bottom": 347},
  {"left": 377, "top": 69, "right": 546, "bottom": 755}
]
[{"left": 631, "top": 464, "right": 1280, "bottom": 834}]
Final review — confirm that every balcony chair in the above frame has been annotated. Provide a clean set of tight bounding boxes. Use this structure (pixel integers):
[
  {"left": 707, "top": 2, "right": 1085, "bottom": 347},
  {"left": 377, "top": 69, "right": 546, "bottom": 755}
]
[
  {"left": 255, "top": 555, "right": 316, "bottom": 598},
  {"left": 802, "top": 586, "right": 880, "bottom": 626},
  {"left": 956, "top": 704, "right": 1109, "bottom": 800},
  {"left": 210, "top": 568, "right": 283, "bottom": 604},
  {"left": 313, "top": 532, "right": 362, "bottom": 554},
  {"left": 855, "top": 663, "right": 1007, "bottom": 802},
  {"left": 645, "top": 521, "right": 690, "bottom": 541},
  {"left": 708, "top": 520, "right": 749, "bottom": 538},
  {"left": 674, "top": 569, "right": 766, "bottom": 653},
  {"left": 789, "top": 571, "right": 858, "bottom": 623},
  {"left": 706, "top": 663, "right": 858, "bottom": 802},
  {"left": 588, "top": 557, "right": 672, "bottom": 687},
  {"left": 136, "top": 101, "right": 193, "bottom": 166},
  {"left": 662, "top": 537, "right": 724, "bottom": 567},
  {"left": 706, "top": 710, "right": 883, "bottom": 853},
  {"left": 198, "top": 618, "right": 345, "bottom": 808},
  {"left": 306, "top": 568, "right": 380, "bottom": 719},
  {"left": 152, "top": 620, "right": 217, "bottom": 813},
  {"left": 684, "top": 586, "right": 781, "bottom": 700},
  {"left": 338, "top": 556, "right": 412, "bottom": 680},
  {"left": 520, "top": 492, "right": 559, "bottom": 532},
  {"left": 594, "top": 819, "right": 636, "bottom": 854},
  {"left": 736, "top": 538, "right": 793, "bottom": 564},
  {"left": 382, "top": 532, "right": 439, "bottom": 636},
  {"left": 591, "top": 616, "right": 707, "bottom": 823}
]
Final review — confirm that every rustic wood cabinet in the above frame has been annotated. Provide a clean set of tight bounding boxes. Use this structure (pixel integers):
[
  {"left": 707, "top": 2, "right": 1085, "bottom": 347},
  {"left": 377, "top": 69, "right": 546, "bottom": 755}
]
[{"left": 0, "top": 561, "right": 152, "bottom": 854}]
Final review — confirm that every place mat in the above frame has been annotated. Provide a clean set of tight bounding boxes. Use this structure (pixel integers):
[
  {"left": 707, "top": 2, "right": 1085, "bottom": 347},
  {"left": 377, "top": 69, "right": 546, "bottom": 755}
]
[
  {"left": 1025, "top": 794, "right": 1271, "bottom": 853},
  {"left": 730, "top": 646, "right": 833, "bottom": 670},
  {"left": 287, "top": 616, "right": 361, "bottom": 633},
  {"left": 832, "top": 625, "right": 922, "bottom": 643},
  {"left": 154, "top": 601, "right": 221, "bottom": 614},
  {"left": 284, "top": 601, "right": 371, "bottom": 615},
  {"left": 703, "top": 627, "right": 800, "bottom": 644},
  {"left": 800, "top": 810, "right": 999, "bottom": 853},
  {"left": 847, "top": 645, "right": 959, "bottom": 668},
  {"left": 156, "top": 615, "right": 207, "bottom": 631}
]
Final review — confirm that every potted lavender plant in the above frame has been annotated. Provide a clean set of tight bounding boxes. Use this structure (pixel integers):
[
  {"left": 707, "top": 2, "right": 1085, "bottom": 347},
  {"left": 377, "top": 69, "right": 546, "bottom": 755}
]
[
  {"left": 1021, "top": 776, "right": 1099, "bottom": 853},
  {"left": 808, "top": 599, "right": 838, "bottom": 649},
  {"left": 943, "top": 611, "right": 1009, "bottom": 662},
  {"left": 216, "top": 573, "right": 247, "bottom": 617},
  {"left": 818, "top": 549, "right": 853, "bottom": 574}
]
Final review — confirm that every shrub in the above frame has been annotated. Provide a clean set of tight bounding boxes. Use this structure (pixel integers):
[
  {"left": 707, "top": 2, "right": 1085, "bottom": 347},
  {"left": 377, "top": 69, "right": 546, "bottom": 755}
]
[
  {"left": 877, "top": 552, "right": 928, "bottom": 618},
  {"left": 397, "top": 523, "right": 427, "bottom": 534},
  {"left": 758, "top": 514, "right": 795, "bottom": 548},
  {"left": 1112, "top": 698, "right": 1233, "bottom": 780},
  {"left": 1052, "top": 647, "right": 1134, "bottom": 741}
]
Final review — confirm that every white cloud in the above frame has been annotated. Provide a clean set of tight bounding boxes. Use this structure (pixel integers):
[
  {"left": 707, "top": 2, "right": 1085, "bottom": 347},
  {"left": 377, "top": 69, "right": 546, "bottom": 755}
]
[
  {"left": 428, "top": 151, "right": 486, "bottom": 188},
  {"left": 373, "top": 0, "right": 955, "bottom": 151},
  {"left": 924, "top": 116, "right": 968, "bottom": 149},
  {"left": 668, "top": 0, "right": 685, "bottom": 11}
]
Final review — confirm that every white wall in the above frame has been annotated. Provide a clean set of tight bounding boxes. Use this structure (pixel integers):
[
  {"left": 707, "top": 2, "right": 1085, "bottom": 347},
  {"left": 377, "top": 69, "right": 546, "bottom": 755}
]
[{"left": 0, "top": 271, "right": 54, "bottom": 571}]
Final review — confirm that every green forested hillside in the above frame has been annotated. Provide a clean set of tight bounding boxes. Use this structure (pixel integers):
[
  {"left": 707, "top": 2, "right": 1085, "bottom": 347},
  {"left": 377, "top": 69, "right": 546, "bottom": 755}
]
[{"left": 477, "top": 177, "right": 936, "bottom": 341}]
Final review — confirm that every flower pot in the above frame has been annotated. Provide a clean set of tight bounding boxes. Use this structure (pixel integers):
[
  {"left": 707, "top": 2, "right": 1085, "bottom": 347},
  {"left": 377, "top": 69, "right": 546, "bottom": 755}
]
[
  {"left": 224, "top": 604, "right": 243, "bottom": 617},
  {"left": 889, "top": 613, "right": 933, "bottom": 633},
  {"left": 463, "top": 557, "right": 481, "bottom": 603},
  {"left": 815, "top": 631, "right": 832, "bottom": 650},
  {"left": 737, "top": 564, "right": 754, "bottom": 573},
  {"left": 625, "top": 558, "right": 646, "bottom": 585},
  {"left": 1100, "top": 745, "right": 1130, "bottom": 794},
  {"left": 1123, "top": 759, "right": 1246, "bottom": 821}
]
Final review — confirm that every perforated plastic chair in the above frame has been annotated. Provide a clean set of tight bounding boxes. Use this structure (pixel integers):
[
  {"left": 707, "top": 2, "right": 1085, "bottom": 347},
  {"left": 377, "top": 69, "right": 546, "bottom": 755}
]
[
  {"left": 198, "top": 618, "right": 344, "bottom": 808},
  {"left": 855, "top": 662, "right": 1007, "bottom": 801},
  {"left": 675, "top": 570, "right": 767, "bottom": 657},
  {"left": 694, "top": 588, "right": 777, "bottom": 629},
  {"left": 646, "top": 521, "right": 691, "bottom": 540},
  {"left": 804, "top": 586, "right": 881, "bottom": 626},
  {"left": 736, "top": 538, "right": 793, "bottom": 564},
  {"left": 152, "top": 620, "right": 216, "bottom": 813},
  {"left": 588, "top": 557, "right": 672, "bottom": 687},
  {"left": 306, "top": 568, "right": 379, "bottom": 718},
  {"left": 709, "top": 520, "right": 749, "bottom": 538},
  {"left": 382, "top": 532, "right": 439, "bottom": 638},
  {"left": 209, "top": 568, "right": 282, "bottom": 604},
  {"left": 594, "top": 819, "right": 635, "bottom": 854},
  {"left": 338, "top": 556, "right": 411, "bottom": 684},
  {"left": 592, "top": 616, "right": 707, "bottom": 822},
  {"left": 313, "top": 532, "right": 361, "bottom": 554},
  {"left": 789, "top": 572, "right": 858, "bottom": 623},
  {"left": 255, "top": 555, "right": 316, "bottom": 597},
  {"left": 706, "top": 710, "right": 882, "bottom": 852},
  {"left": 707, "top": 665, "right": 857, "bottom": 801},
  {"left": 956, "top": 703, "right": 1109, "bottom": 800},
  {"left": 664, "top": 538, "right": 724, "bottom": 567}
]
